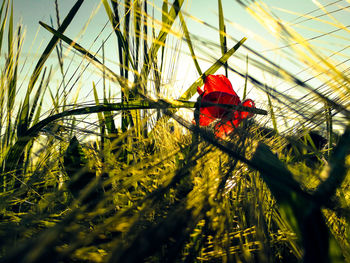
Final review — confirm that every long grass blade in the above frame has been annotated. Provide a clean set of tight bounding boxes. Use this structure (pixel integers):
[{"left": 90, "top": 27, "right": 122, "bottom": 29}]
[
  {"left": 0, "top": 0, "right": 9, "bottom": 55},
  {"left": 179, "top": 12, "right": 202, "bottom": 76},
  {"left": 2, "top": 98, "right": 266, "bottom": 173},
  {"left": 266, "top": 92, "right": 278, "bottom": 133},
  {"left": 102, "top": 0, "right": 136, "bottom": 72},
  {"left": 134, "top": 0, "right": 141, "bottom": 70},
  {"left": 143, "top": 0, "right": 148, "bottom": 71},
  {"left": 325, "top": 102, "right": 333, "bottom": 159},
  {"left": 17, "top": 0, "right": 84, "bottom": 137},
  {"left": 243, "top": 55, "right": 248, "bottom": 100},
  {"left": 7, "top": 0, "right": 13, "bottom": 60},
  {"left": 105, "top": 0, "right": 123, "bottom": 77},
  {"left": 92, "top": 82, "right": 105, "bottom": 138},
  {"left": 123, "top": 0, "right": 131, "bottom": 79},
  {"left": 5, "top": 3, "right": 16, "bottom": 150},
  {"left": 159, "top": 0, "right": 168, "bottom": 75},
  {"left": 218, "top": 0, "right": 228, "bottom": 76}
]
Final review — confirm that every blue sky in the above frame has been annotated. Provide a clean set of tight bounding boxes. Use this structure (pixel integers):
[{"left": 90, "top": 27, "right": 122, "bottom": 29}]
[
  {"left": 14, "top": 0, "right": 348, "bottom": 52},
  {"left": 8, "top": 0, "right": 350, "bottom": 131}
]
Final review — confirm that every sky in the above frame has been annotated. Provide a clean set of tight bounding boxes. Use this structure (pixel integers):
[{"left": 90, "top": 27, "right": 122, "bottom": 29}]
[{"left": 7, "top": 0, "right": 350, "bottom": 132}]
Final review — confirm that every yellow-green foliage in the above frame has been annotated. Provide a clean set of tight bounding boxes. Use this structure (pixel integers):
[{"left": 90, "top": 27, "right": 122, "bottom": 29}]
[{"left": 0, "top": 0, "right": 349, "bottom": 262}]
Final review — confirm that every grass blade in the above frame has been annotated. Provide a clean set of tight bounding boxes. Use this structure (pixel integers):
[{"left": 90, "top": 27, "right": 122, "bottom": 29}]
[
  {"left": 134, "top": 0, "right": 141, "bottom": 70},
  {"left": 17, "top": 0, "right": 84, "bottom": 137},
  {"left": 0, "top": 0, "right": 9, "bottom": 55},
  {"left": 242, "top": 55, "right": 248, "bottom": 100},
  {"left": 266, "top": 92, "right": 278, "bottom": 133},
  {"left": 102, "top": 0, "right": 136, "bottom": 72},
  {"left": 160, "top": 0, "right": 168, "bottom": 75},
  {"left": 123, "top": 0, "right": 131, "bottom": 79},
  {"left": 105, "top": 0, "right": 123, "bottom": 77},
  {"left": 179, "top": 12, "right": 202, "bottom": 76},
  {"left": 28, "top": 67, "right": 48, "bottom": 126},
  {"left": 92, "top": 82, "right": 105, "bottom": 135},
  {"left": 218, "top": 0, "right": 228, "bottom": 76},
  {"left": 7, "top": 0, "right": 13, "bottom": 60},
  {"left": 325, "top": 101, "right": 333, "bottom": 159}
]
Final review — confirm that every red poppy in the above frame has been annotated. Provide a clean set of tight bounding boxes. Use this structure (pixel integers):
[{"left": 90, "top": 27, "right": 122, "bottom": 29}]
[{"left": 196, "top": 74, "right": 255, "bottom": 138}]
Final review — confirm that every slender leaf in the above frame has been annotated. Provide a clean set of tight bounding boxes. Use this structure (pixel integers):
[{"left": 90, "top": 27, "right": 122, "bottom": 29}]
[
  {"left": 218, "top": 0, "right": 228, "bottom": 76},
  {"left": 123, "top": 0, "right": 131, "bottom": 79},
  {"left": 7, "top": 0, "right": 13, "bottom": 58},
  {"left": 105, "top": 0, "right": 123, "bottom": 77},
  {"left": 160, "top": 0, "right": 168, "bottom": 74},
  {"left": 179, "top": 11, "right": 202, "bottom": 76},
  {"left": 325, "top": 101, "right": 333, "bottom": 159},
  {"left": 92, "top": 82, "right": 105, "bottom": 136},
  {"left": 28, "top": 67, "right": 47, "bottom": 126},
  {"left": 266, "top": 92, "right": 278, "bottom": 133},
  {"left": 243, "top": 55, "right": 248, "bottom": 100},
  {"left": 17, "top": 0, "right": 84, "bottom": 137},
  {"left": 0, "top": 0, "right": 9, "bottom": 55},
  {"left": 102, "top": 0, "right": 136, "bottom": 71},
  {"left": 134, "top": 0, "right": 141, "bottom": 69}
]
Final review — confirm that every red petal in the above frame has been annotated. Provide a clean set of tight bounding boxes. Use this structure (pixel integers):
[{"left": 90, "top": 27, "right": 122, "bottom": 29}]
[
  {"left": 240, "top": 99, "right": 255, "bottom": 119},
  {"left": 201, "top": 75, "right": 241, "bottom": 119},
  {"left": 198, "top": 107, "right": 216, "bottom": 126},
  {"left": 200, "top": 93, "right": 240, "bottom": 122},
  {"left": 196, "top": 75, "right": 247, "bottom": 134},
  {"left": 197, "top": 86, "right": 204, "bottom": 95},
  {"left": 214, "top": 118, "right": 242, "bottom": 138},
  {"left": 203, "top": 75, "right": 238, "bottom": 97}
]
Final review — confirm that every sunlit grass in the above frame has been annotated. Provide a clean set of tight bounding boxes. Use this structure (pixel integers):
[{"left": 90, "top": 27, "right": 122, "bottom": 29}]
[{"left": 0, "top": 0, "right": 349, "bottom": 262}]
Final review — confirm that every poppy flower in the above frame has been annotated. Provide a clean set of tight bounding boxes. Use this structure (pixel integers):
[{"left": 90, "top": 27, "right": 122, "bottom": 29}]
[{"left": 196, "top": 74, "right": 255, "bottom": 138}]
